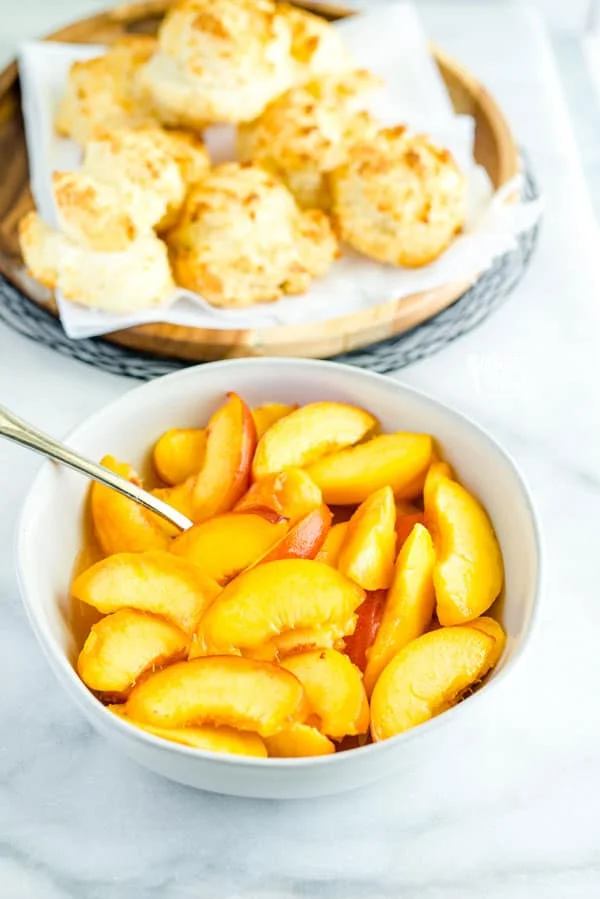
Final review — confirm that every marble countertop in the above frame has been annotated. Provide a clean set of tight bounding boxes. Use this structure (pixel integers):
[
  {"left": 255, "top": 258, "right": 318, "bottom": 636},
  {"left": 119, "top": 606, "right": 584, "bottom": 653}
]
[{"left": 2, "top": 2, "right": 600, "bottom": 897}]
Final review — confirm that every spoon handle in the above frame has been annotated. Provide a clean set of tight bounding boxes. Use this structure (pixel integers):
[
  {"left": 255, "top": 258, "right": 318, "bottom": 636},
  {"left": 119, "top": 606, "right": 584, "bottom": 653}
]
[{"left": 0, "top": 405, "right": 193, "bottom": 532}]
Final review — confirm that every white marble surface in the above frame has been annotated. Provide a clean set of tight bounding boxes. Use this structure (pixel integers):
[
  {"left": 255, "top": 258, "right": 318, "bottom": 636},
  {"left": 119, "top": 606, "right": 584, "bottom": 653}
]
[{"left": 2, "top": 2, "right": 600, "bottom": 897}]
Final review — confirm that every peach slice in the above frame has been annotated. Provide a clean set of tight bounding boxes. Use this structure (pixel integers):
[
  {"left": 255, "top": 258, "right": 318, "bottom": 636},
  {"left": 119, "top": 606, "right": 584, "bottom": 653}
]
[
  {"left": 110, "top": 707, "right": 267, "bottom": 756},
  {"left": 191, "top": 392, "right": 256, "bottom": 522},
  {"left": 72, "top": 550, "right": 220, "bottom": 635},
  {"left": 152, "top": 482, "right": 195, "bottom": 521},
  {"left": 235, "top": 468, "right": 322, "bottom": 522},
  {"left": 315, "top": 522, "right": 349, "bottom": 567},
  {"left": 91, "top": 455, "right": 175, "bottom": 555},
  {"left": 170, "top": 511, "right": 288, "bottom": 584},
  {"left": 252, "top": 403, "right": 298, "bottom": 439},
  {"left": 152, "top": 428, "right": 207, "bottom": 485},
  {"left": 281, "top": 649, "right": 369, "bottom": 739},
  {"left": 258, "top": 505, "right": 332, "bottom": 564},
  {"left": 265, "top": 723, "right": 335, "bottom": 758},
  {"left": 343, "top": 589, "right": 386, "bottom": 671},
  {"left": 338, "top": 486, "right": 397, "bottom": 590},
  {"left": 192, "top": 559, "right": 364, "bottom": 658},
  {"left": 252, "top": 402, "right": 377, "bottom": 480},
  {"left": 423, "top": 460, "right": 453, "bottom": 509},
  {"left": 125, "top": 656, "right": 308, "bottom": 737},
  {"left": 363, "top": 523, "right": 435, "bottom": 695},
  {"left": 468, "top": 616, "right": 506, "bottom": 667},
  {"left": 425, "top": 475, "right": 504, "bottom": 625},
  {"left": 246, "top": 623, "right": 347, "bottom": 662},
  {"left": 305, "top": 433, "right": 433, "bottom": 505},
  {"left": 370, "top": 619, "right": 506, "bottom": 741},
  {"left": 77, "top": 609, "right": 188, "bottom": 697}
]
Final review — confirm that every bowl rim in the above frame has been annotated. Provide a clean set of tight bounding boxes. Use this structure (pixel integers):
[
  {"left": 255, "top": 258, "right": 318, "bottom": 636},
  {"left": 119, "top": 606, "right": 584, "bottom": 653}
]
[{"left": 15, "top": 358, "right": 542, "bottom": 769}]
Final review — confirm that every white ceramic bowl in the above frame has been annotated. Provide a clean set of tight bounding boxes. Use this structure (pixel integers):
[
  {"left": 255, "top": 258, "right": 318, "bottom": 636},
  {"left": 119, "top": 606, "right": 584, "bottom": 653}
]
[{"left": 16, "top": 359, "right": 540, "bottom": 799}]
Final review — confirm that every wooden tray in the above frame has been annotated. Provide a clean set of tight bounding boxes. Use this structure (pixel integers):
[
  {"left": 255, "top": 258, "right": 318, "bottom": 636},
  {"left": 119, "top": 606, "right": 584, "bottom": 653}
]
[{"left": 0, "top": 0, "right": 520, "bottom": 362}]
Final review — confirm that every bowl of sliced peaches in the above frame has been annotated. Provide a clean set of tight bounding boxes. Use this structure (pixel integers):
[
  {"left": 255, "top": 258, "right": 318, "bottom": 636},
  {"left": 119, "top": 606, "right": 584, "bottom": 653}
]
[{"left": 17, "top": 359, "right": 539, "bottom": 798}]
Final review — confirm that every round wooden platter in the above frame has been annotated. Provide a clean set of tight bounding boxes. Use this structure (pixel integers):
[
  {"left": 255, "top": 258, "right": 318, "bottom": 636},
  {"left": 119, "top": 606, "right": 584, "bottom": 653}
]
[{"left": 0, "top": 0, "right": 520, "bottom": 362}]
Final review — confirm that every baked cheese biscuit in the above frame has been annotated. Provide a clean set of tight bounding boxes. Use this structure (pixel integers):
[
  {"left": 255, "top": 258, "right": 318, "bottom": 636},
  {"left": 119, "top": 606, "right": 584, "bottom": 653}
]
[
  {"left": 166, "top": 162, "right": 338, "bottom": 306},
  {"left": 238, "top": 71, "right": 379, "bottom": 209},
  {"left": 55, "top": 36, "right": 158, "bottom": 144},
  {"left": 330, "top": 126, "right": 467, "bottom": 267}
]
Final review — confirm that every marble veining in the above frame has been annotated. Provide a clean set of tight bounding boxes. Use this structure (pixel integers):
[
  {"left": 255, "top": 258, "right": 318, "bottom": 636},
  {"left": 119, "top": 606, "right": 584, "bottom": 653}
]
[{"left": 1, "top": 2, "right": 600, "bottom": 897}]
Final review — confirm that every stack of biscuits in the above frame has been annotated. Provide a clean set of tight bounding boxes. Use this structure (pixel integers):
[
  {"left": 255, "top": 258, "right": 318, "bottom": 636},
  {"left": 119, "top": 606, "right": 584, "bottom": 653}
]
[{"left": 20, "top": 0, "right": 467, "bottom": 314}]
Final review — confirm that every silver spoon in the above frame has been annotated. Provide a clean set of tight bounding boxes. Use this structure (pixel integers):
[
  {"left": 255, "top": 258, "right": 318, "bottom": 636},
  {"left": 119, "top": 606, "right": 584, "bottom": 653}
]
[{"left": 0, "top": 404, "right": 193, "bottom": 532}]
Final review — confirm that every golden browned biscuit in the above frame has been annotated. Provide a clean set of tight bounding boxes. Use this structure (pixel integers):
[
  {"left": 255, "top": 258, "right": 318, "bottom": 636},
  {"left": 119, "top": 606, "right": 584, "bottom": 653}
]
[
  {"left": 237, "top": 71, "right": 379, "bottom": 209},
  {"left": 18, "top": 211, "right": 61, "bottom": 289},
  {"left": 18, "top": 211, "right": 175, "bottom": 313},
  {"left": 53, "top": 171, "right": 139, "bottom": 252},
  {"left": 81, "top": 126, "right": 197, "bottom": 233},
  {"left": 137, "top": 0, "right": 296, "bottom": 128},
  {"left": 329, "top": 126, "right": 467, "bottom": 267},
  {"left": 55, "top": 37, "right": 158, "bottom": 144},
  {"left": 278, "top": 4, "right": 350, "bottom": 81},
  {"left": 166, "top": 162, "right": 338, "bottom": 307}
]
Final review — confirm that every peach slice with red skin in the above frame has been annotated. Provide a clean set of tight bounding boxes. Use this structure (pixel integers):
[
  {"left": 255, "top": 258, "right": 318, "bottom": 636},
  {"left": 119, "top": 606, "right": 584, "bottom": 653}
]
[
  {"left": 370, "top": 618, "right": 506, "bottom": 741},
  {"left": 252, "top": 403, "right": 298, "bottom": 439},
  {"left": 156, "top": 394, "right": 256, "bottom": 524},
  {"left": 252, "top": 402, "right": 377, "bottom": 481},
  {"left": 281, "top": 648, "right": 369, "bottom": 739},
  {"left": 257, "top": 505, "right": 332, "bottom": 564},
  {"left": 425, "top": 474, "right": 504, "bottom": 625},
  {"left": 265, "top": 723, "right": 335, "bottom": 757},
  {"left": 343, "top": 589, "right": 386, "bottom": 671},
  {"left": 152, "top": 428, "right": 207, "bottom": 485},
  {"left": 72, "top": 550, "right": 220, "bottom": 634},
  {"left": 125, "top": 656, "right": 309, "bottom": 737},
  {"left": 170, "top": 510, "right": 288, "bottom": 584},
  {"left": 190, "top": 392, "right": 256, "bottom": 522},
  {"left": 363, "top": 523, "right": 435, "bottom": 695},
  {"left": 305, "top": 433, "right": 433, "bottom": 505},
  {"left": 235, "top": 468, "right": 322, "bottom": 522},
  {"left": 77, "top": 609, "right": 188, "bottom": 698},
  {"left": 192, "top": 559, "right": 364, "bottom": 659},
  {"left": 338, "top": 486, "right": 397, "bottom": 590},
  {"left": 91, "top": 456, "right": 175, "bottom": 555},
  {"left": 315, "top": 522, "right": 349, "bottom": 567},
  {"left": 110, "top": 706, "right": 268, "bottom": 757}
]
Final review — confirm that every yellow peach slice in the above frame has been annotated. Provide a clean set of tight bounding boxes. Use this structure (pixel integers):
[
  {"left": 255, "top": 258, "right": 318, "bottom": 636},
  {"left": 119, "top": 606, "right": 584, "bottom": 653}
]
[
  {"left": 110, "top": 707, "right": 267, "bottom": 757},
  {"left": 252, "top": 402, "right": 377, "bottom": 480},
  {"left": 235, "top": 468, "right": 322, "bottom": 522},
  {"left": 315, "top": 522, "right": 349, "bottom": 567},
  {"left": 370, "top": 619, "right": 505, "bottom": 740},
  {"left": 281, "top": 649, "right": 369, "bottom": 739},
  {"left": 265, "top": 723, "right": 335, "bottom": 757},
  {"left": 125, "top": 656, "right": 308, "bottom": 737},
  {"left": 77, "top": 609, "right": 188, "bottom": 697},
  {"left": 152, "top": 482, "right": 195, "bottom": 521},
  {"left": 252, "top": 403, "right": 298, "bottom": 439},
  {"left": 425, "top": 476, "right": 504, "bottom": 625},
  {"left": 72, "top": 551, "right": 220, "bottom": 634},
  {"left": 363, "top": 523, "right": 435, "bottom": 695},
  {"left": 152, "top": 428, "right": 207, "bottom": 485},
  {"left": 190, "top": 392, "right": 257, "bottom": 522},
  {"left": 338, "top": 486, "right": 397, "bottom": 590},
  {"left": 423, "top": 460, "right": 453, "bottom": 509},
  {"left": 170, "top": 511, "right": 288, "bottom": 584},
  {"left": 305, "top": 433, "right": 433, "bottom": 505},
  {"left": 467, "top": 616, "right": 506, "bottom": 666},
  {"left": 192, "top": 559, "right": 364, "bottom": 658},
  {"left": 91, "top": 456, "right": 175, "bottom": 555}
]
